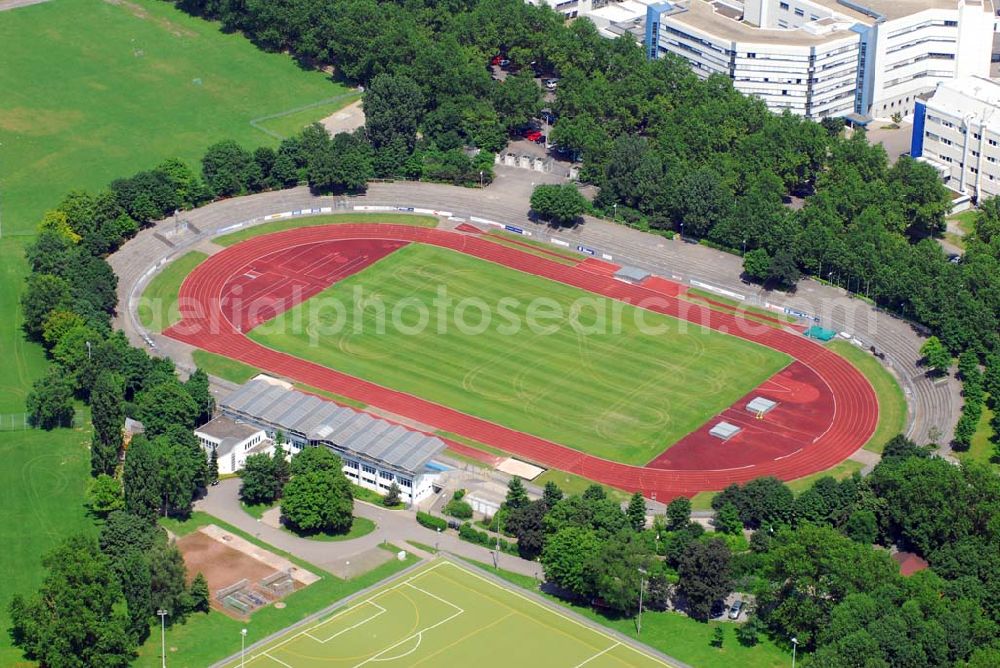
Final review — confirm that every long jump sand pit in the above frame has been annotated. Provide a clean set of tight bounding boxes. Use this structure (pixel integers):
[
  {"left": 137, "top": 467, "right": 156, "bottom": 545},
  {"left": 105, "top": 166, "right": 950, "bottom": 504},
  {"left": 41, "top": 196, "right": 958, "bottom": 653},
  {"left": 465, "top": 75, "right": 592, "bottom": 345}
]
[{"left": 177, "top": 525, "right": 319, "bottom": 616}]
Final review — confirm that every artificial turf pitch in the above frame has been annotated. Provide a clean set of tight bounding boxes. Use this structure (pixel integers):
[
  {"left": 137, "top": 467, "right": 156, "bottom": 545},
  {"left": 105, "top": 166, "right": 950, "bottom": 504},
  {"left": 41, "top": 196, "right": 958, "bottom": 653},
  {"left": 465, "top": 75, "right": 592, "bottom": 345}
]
[
  {"left": 225, "top": 560, "right": 672, "bottom": 668},
  {"left": 249, "top": 244, "right": 789, "bottom": 464}
]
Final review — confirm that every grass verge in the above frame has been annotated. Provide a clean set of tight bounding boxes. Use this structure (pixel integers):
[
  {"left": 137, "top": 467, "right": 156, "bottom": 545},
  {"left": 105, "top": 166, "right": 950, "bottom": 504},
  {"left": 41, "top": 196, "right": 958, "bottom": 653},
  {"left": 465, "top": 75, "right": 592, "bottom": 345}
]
[
  {"left": 137, "top": 251, "right": 208, "bottom": 332},
  {"left": 478, "top": 233, "right": 578, "bottom": 265},
  {"left": 213, "top": 213, "right": 438, "bottom": 246},
  {"left": 533, "top": 469, "right": 631, "bottom": 503},
  {"left": 957, "top": 401, "right": 997, "bottom": 472},
  {"left": 785, "top": 459, "right": 864, "bottom": 494},
  {"left": 282, "top": 516, "right": 376, "bottom": 542},
  {"left": 827, "top": 340, "right": 907, "bottom": 453},
  {"left": 142, "top": 512, "right": 418, "bottom": 667}
]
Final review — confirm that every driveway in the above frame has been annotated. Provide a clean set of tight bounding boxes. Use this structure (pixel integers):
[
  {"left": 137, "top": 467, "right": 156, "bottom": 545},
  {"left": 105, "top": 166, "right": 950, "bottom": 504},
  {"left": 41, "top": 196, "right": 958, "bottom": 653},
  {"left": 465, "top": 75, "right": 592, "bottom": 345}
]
[{"left": 194, "top": 478, "right": 544, "bottom": 579}]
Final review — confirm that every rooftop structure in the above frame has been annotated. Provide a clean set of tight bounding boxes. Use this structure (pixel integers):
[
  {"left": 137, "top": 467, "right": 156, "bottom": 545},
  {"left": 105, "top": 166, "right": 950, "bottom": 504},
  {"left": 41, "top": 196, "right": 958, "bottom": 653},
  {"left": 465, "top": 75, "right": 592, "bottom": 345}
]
[
  {"left": 614, "top": 265, "right": 652, "bottom": 284},
  {"left": 709, "top": 421, "right": 742, "bottom": 440}
]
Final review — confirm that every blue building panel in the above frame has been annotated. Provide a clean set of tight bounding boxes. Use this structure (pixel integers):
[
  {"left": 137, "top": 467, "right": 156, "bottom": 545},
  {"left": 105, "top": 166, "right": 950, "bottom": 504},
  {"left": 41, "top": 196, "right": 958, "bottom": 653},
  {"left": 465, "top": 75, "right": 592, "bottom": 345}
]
[
  {"left": 646, "top": 3, "right": 673, "bottom": 60},
  {"left": 911, "top": 101, "right": 927, "bottom": 158}
]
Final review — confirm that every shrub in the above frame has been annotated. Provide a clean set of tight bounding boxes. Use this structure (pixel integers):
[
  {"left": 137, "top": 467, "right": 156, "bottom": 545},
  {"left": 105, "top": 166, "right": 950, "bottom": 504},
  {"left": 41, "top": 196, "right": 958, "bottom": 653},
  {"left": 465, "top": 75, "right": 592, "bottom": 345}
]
[
  {"left": 443, "top": 499, "right": 473, "bottom": 519},
  {"left": 458, "top": 523, "right": 517, "bottom": 554},
  {"left": 416, "top": 511, "right": 447, "bottom": 531}
]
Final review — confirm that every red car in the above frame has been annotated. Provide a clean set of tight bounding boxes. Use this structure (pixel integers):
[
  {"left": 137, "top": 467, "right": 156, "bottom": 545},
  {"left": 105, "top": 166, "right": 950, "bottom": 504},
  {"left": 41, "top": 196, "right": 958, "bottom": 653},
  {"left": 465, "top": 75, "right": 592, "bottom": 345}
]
[
  {"left": 491, "top": 55, "right": 502, "bottom": 66},
  {"left": 522, "top": 129, "right": 543, "bottom": 142}
]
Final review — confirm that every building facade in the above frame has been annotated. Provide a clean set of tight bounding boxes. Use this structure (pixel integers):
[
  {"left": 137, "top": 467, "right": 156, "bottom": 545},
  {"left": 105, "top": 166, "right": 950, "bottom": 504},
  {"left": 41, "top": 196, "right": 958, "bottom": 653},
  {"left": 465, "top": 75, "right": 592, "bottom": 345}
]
[
  {"left": 911, "top": 75, "right": 1000, "bottom": 200},
  {"left": 216, "top": 380, "right": 446, "bottom": 504},
  {"left": 194, "top": 417, "right": 270, "bottom": 476},
  {"left": 643, "top": 0, "right": 996, "bottom": 119}
]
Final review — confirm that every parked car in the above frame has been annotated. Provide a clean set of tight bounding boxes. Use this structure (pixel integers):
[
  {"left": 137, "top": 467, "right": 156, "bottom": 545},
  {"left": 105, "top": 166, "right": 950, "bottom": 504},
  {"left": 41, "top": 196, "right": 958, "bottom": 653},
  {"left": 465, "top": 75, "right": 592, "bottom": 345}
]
[
  {"left": 544, "top": 78, "right": 559, "bottom": 90},
  {"left": 490, "top": 55, "right": 502, "bottom": 66},
  {"left": 728, "top": 600, "right": 744, "bottom": 620},
  {"left": 521, "top": 128, "right": 543, "bottom": 142},
  {"left": 499, "top": 58, "right": 511, "bottom": 68}
]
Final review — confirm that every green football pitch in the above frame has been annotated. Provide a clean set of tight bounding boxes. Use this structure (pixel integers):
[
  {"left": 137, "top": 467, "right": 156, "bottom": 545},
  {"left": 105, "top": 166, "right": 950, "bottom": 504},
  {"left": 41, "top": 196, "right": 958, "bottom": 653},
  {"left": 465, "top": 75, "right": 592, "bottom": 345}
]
[
  {"left": 249, "top": 244, "right": 789, "bottom": 464},
  {"left": 225, "top": 560, "right": 675, "bottom": 668}
]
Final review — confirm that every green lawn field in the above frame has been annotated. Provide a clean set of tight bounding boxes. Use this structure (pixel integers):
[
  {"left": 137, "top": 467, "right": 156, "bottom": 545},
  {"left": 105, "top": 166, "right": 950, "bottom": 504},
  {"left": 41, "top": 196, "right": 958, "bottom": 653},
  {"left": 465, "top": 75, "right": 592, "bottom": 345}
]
[
  {"left": 827, "top": 340, "right": 907, "bottom": 453},
  {"left": 138, "top": 250, "right": 208, "bottom": 332},
  {"left": 249, "top": 244, "right": 789, "bottom": 463},
  {"left": 225, "top": 559, "right": 672, "bottom": 668},
  {"left": 0, "top": 0, "right": 350, "bottom": 235},
  {"left": 213, "top": 213, "right": 438, "bottom": 247},
  {"left": 0, "top": 416, "right": 95, "bottom": 666}
]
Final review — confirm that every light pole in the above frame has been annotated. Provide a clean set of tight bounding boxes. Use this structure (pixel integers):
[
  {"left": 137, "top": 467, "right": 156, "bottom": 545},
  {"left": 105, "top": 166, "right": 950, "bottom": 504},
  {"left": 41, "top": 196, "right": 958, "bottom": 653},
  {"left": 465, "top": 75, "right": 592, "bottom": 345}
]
[
  {"left": 791, "top": 637, "right": 798, "bottom": 668},
  {"left": 479, "top": 171, "right": 484, "bottom": 188},
  {"left": 637, "top": 567, "right": 647, "bottom": 637},
  {"left": 613, "top": 202, "right": 618, "bottom": 221},
  {"left": 86, "top": 340, "right": 92, "bottom": 360},
  {"left": 157, "top": 609, "right": 168, "bottom": 668},
  {"left": 494, "top": 512, "right": 503, "bottom": 569},
  {"left": 240, "top": 628, "right": 248, "bottom": 668},
  {"left": 345, "top": 560, "right": 350, "bottom": 579},
  {"left": 742, "top": 238, "right": 747, "bottom": 256},
  {"left": 436, "top": 526, "right": 441, "bottom": 552},
  {"left": 680, "top": 221, "right": 684, "bottom": 239}
]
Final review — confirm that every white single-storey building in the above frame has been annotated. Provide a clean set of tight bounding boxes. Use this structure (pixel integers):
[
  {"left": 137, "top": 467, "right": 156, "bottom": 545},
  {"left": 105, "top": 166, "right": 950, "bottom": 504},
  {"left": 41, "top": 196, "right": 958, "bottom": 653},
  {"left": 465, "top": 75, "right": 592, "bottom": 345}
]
[{"left": 194, "top": 416, "right": 271, "bottom": 476}]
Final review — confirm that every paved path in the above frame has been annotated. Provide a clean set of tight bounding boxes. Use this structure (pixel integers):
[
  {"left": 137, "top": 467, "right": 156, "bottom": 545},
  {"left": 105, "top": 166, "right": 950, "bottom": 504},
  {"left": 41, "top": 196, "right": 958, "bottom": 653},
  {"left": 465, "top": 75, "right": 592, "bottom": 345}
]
[
  {"left": 110, "top": 179, "right": 960, "bottom": 449},
  {"left": 195, "top": 478, "right": 544, "bottom": 578}
]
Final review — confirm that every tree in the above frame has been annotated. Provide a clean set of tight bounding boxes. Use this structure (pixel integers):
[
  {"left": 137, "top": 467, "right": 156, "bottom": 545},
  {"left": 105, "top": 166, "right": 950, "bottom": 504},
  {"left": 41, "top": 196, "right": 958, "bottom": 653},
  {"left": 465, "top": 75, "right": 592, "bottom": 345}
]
[
  {"left": 505, "top": 476, "right": 530, "bottom": 511},
  {"left": 91, "top": 371, "right": 125, "bottom": 476},
  {"left": 201, "top": 140, "right": 255, "bottom": 197},
  {"left": 530, "top": 184, "right": 588, "bottom": 226},
  {"left": 768, "top": 248, "right": 801, "bottom": 288},
  {"left": 88, "top": 473, "right": 125, "bottom": 516},
  {"left": 9, "top": 535, "right": 135, "bottom": 667},
  {"left": 627, "top": 492, "right": 647, "bottom": 531},
  {"left": 541, "top": 526, "right": 602, "bottom": 599},
  {"left": 742, "top": 248, "right": 771, "bottom": 283},
  {"left": 240, "top": 452, "right": 280, "bottom": 505},
  {"left": 711, "top": 627, "right": 725, "bottom": 648},
  {"left": 364, "top": 73, "right": 424, "bottom": 175},
  {"left": 99, "top": 511, "right": 162, "bottom": 572},
  {"left": 148, "top": 542, "right": 191, "bottom": 625},
  {"left": 123, "top": 435, "right": 162, "bottom": 522},
  {"left": 280, "top": 468, "right": 354, "bottom": 535},
  {"left": 508, "top": 499, "right": 549, "bottom": 560},
  {"left": 184, "top": 368, "right": 214, "bottom": 426},
  {"left": 117, "top": 549, "right": 153, "bottom": 642},
  {"left": 715, "top": 502, "right": 743, "bottom": 535},
  {"left": 26, "top": 367, "right": 75, "bottom": 430},
  {"left": 207, "top": 447, "right": 219, "bottom": 486},
  {"left": 153, "top": 429, "right": 205, "bottom": 517},
  {"left": 920, "top": 336, "right": 951, "bottom": 375},
  {"left": 307, "top": 129, "right": 374, "bottom": 194},
  {"left": 543, "top": 481, "right": 564, "bottom": 507},
  {"left": 591, "top": 531, "right": 656, "bottom": 614},
  {"left": 678, "top": 538, "right": 732, "bottom": 621},
  {"left": 135, "top": 380, "right": 198, "bottom": 438},
  {"left": 41, "top": 309, "right": 85, "bottom": 351},
  {"left": 492, "top": 71, "right": 543, "bottom": 132},
  {"left": 845, "top": 509, "right": 878, "bottom": 544},
  {"left": 384, "top": 482, "right": 401, "bottom": 507},
  {"left": 290, "top": 444, "right": 340, "bottom": 475},
  {"left": 188, "top": 573, "right": 210, "bottom": 614},
  {"left": 666, "top": 496, "right": 692, "bottom": 530}
]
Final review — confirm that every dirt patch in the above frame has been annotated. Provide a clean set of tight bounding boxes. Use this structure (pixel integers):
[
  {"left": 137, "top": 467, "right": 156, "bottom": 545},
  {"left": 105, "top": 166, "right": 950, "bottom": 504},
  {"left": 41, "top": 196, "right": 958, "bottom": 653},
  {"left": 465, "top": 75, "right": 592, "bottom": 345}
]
[
  {"left": 0, "top": 0, "right": 50, "bottom": 12},
  {"left": 176, "top": 525, "right": 317, "bottom": 617},
  {"left": 0, "top": 108, "right": 84, "bottom": 135},
  {"left": 103, "top": 0, "right": 197, "bottom": 38},
  {"left": 320, "top": 99, "right": 365, "bottom": 136}
]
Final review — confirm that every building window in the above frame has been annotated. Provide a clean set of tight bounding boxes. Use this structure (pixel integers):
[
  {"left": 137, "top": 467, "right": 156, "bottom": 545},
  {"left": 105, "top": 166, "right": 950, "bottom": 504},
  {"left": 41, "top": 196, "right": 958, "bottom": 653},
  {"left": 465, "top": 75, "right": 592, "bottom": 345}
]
[
  {"left": 362, "top": 464, "right": 376, "bottom": 475},
  {"left": 780, "top": 1, "right": 788, "bottom": 8},
  {"left": 794, "top": 8, "right": 804, "bottom": 16},
  {"left": 973, "top": 151, "right": 980, "bottom": 157},
  {"left": 990, "top": 139, "right": 998, "bottom": 146},
  {"left": 400, "top": 478, "right": 412, "bottom": 488},
  {"left": 379, "top": 470, "right": 393, "bottom": 480},
  {"left": 975, "top": 133, "right": 982, "bottom": 140},
  {"left": 346, "top": 460, "right": 358, "bottom": 469},
  {"left": 747, "top": 52, "right": 756, "bottom": 58},
  {"left": 945, "top": 20, "right": 957, "bottom": 27}
]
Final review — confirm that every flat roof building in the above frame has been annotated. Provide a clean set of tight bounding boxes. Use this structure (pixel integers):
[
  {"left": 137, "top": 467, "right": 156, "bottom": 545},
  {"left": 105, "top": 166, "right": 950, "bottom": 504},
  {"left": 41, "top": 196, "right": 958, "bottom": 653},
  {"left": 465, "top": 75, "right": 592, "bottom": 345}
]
[
  {"left": 218, "top": 380, "right": 446, "bottom": 503},
  {"left": 911, "top": 75, "right": 1000, "bottom": 200}
]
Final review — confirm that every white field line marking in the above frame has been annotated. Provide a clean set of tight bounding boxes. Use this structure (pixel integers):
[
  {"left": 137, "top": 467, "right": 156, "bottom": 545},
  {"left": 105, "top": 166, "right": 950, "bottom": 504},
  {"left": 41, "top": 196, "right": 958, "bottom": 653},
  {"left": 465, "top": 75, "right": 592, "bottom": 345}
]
[
  {"left": 262, "top": 652, "right": 293, "bottom": 668},
  {"left": 243, "top": 562, "right": 449, "bottom": 663},
  {"left": 370, "top": 631, "right": 424, "bottom": 663},
  {"left": 351, "top": 581, "right": 466, "bottom": 668},
  {"left": 574, "top": 642, "right": 621, "bottom": 668},
  {"left": 312, "top": 602, "right": 387, "bottom": 644},
  {"left": 448, "top": 562, "right": 677, "bottom": 667}
]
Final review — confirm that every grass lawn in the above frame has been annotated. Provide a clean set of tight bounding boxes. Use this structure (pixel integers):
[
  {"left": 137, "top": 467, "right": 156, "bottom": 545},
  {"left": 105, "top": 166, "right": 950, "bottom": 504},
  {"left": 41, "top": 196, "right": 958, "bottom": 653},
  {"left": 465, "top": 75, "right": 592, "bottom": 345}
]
[
  {"left": 488, "top": 230, "right": 585, "bottom": 260},
  {"left": 0, "top": 0, "right": 351, "bottom": 235},
  {"left": 213, "top": 213, "right": 438, "bottom": 246},
  {"left": 142, "top": 514, "right": 418, "bottom": 667},
  {"left": 0, "top": 419, "right": 96, "bottom": 666},
  {"left": 252, "top": 92, "right": 362, "bottom": 138},
  {"left": 785, "top": 459, "right": 864, "bottom": 494},
  {"left": 533, "top": 469, "right": 631, "bottom": 503},
  {"left": 352, "top": 483, "right": 404, "bottom": 509},
  {"left": 957, "top": 400, "right": 997, "bottom": 472},
  {"left": 460, "top": 558, "right": 789, "bottom": 668},
  {"left": 283, "top": 515, "right": 376, "bottom": 542},
  {"left": 220, "top": 559, "right": 671, "bottom": 668},
  {"left": 828, "top": 340, "right": 907, "bottom": 453},
  {"left": 250, "top": 244, "right": 789, "bottom": 464},
  {"left": 138, "top": 250, "right": 208, "bottom": 332},
  {"left": 0, "top": 240, "right": 50, "bottom": 413},
  {"left": 689, "top": 491, "right": 717, "bottom": 511},
  {"left": 191, "top": 349, "right": 366, "bottom": 408}
]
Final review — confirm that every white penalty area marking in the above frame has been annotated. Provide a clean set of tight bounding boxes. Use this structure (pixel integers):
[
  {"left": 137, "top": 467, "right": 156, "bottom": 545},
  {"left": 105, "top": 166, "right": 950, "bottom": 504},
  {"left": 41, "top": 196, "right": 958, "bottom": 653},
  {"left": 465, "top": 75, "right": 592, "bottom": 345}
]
[
  {"left": 262, "top": 652, "right": 293, "bottom": 668},
  {"left": 304, "top": 601, "right": 387, "bottom": 644},
  {"left": 574, "top": 642, "right": 621, "bottom": 667}
]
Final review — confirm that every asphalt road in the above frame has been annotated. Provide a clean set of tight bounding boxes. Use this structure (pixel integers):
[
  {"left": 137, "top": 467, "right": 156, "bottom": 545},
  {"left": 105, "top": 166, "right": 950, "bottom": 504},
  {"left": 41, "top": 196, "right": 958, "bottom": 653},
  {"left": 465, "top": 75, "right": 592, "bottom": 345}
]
[{"left": 109, "top": 174, "right": 960, "bottom": 448}]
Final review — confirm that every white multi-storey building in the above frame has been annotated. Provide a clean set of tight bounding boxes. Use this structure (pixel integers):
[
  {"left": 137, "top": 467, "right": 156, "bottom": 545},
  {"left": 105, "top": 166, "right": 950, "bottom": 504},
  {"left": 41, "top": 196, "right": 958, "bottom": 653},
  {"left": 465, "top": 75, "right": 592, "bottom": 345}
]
[
  {"left": 640, "top": 0, "right": 996, "bottom": 119},
  {"left": 911, "top": 75, "right": 1000, "bottom": 199}
]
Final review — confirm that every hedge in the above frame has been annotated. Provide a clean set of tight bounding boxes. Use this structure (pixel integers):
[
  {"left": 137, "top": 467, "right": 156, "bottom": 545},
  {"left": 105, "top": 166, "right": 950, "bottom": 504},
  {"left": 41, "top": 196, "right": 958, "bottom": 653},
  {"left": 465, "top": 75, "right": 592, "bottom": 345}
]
[{"left": 416, "top": 511, "right": 447, "bottom": 531}]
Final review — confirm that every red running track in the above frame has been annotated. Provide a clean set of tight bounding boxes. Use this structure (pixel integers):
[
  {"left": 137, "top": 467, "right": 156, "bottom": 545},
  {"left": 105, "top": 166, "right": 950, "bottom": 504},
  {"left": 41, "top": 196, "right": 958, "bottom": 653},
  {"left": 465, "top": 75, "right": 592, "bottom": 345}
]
[{"left": 166, "top": 224, "right": 877, "bottom": 499}]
